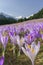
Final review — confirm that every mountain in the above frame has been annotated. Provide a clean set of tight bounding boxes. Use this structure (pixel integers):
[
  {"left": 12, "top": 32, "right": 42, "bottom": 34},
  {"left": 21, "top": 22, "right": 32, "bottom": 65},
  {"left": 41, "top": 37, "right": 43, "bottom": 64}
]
[
  {"left": 0, "top": 8, "right": 43, "bottom": 25},
  {"left": 0, "top": 12, "right": 17, "bottom": 25}
]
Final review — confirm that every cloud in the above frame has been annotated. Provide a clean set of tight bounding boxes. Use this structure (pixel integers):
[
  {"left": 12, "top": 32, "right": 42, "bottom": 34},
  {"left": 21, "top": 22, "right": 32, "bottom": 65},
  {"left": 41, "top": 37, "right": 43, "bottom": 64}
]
[
  {"left": 26, "top": 14, "right": 33, "bottom": 19},
  {"left": 16, "top": 16, "right": 23, "bottom": 19}
]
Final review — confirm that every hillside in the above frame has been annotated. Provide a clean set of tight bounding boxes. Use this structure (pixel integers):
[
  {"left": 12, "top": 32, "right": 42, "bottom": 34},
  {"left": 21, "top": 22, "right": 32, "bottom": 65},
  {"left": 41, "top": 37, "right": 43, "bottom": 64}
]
[
  {"left": 0, "top": 13, "right": 17, "bottom": 25},
  {"left": 0, "top": 8, "right": 43, "bottom": 25},
  {"left": 0, "top": 18, "right": 43, "bottom": 27},
  {"left": 28, "top": 8, "right": 43, "bottom": 20}
]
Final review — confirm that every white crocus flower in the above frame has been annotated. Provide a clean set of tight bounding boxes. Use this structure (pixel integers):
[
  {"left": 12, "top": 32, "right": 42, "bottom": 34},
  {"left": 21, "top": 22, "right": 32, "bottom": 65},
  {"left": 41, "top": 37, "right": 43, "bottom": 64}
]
[
  {"left": 16, "top": 35, "right": 25, "bottom": 48},
  {"left": 16, "top": 35, "right": 25, "bottom": 56},
  {"left": 21, "top": 41, "right": 40, "bottom": 65}
]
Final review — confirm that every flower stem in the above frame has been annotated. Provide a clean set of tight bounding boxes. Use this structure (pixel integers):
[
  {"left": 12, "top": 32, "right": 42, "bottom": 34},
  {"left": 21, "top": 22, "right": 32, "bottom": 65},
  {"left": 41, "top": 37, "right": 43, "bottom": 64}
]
[
  {"left": 32, "top": 61, "right": 34, "bottom": 65},
  {"left": 2, "top": 48, "right": 5, "bottom": 57},
  {"left": 18, "top": 50, "right": 20, "bottom": 56}
]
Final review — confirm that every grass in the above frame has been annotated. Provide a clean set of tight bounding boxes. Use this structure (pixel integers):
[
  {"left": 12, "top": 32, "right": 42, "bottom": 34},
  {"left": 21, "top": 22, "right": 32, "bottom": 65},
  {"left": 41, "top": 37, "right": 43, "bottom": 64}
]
[{"left": 2, "top": 43, "right": 43, "bottom": 65}]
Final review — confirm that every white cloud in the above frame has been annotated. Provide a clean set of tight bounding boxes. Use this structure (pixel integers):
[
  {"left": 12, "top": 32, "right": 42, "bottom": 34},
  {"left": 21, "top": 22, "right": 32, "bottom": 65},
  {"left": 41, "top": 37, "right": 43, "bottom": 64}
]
[
  {"left": 16, "top": 16, "right": 23, "bottom": 19},
  {"left": 26, "top": 16, "right": 29, "bottom": 19},
  {"left": 30, "top": 14, "right": 33, "bottom": 16},
  {"left": 26, "top": 14, "right": 33, "bottom": 19}
]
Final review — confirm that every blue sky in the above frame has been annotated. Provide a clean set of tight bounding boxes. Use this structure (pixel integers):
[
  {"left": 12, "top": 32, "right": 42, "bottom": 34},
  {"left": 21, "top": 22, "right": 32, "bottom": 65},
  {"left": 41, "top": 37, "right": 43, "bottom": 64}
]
[{"left": 0, "top": 0, "right": 43, "bottom": 17}]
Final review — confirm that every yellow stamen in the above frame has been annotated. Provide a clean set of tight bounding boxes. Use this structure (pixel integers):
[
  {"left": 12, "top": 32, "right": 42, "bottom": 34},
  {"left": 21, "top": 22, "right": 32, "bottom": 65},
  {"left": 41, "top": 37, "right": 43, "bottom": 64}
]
[
  {"left": 20, "top": 39, "right": 23, "bottom": 46},
  {"left": 2, "top": 32, "right": 8, "bottom": 36},
  {"left": 31, "top": 48, "right": 35, "bottom": 53},
  {"left": 27, "top": 45, "right": 31, "bottom": 49}
]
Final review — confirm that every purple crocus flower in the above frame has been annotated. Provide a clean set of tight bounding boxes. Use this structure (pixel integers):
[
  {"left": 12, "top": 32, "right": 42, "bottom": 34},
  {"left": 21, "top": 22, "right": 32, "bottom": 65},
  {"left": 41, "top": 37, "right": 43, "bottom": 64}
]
[
  {"left": 0, "top": 56, "right": 4, "bottom": 65},
  {"left": 32, "top": 29, "right": 41, "bottom": 39},
  {"left": 24, "top": 34, "right": 31, "bottom": 44},
  {"left": 20, "top": 27, "right": 24, "bottom": 33},
  {"left": 9, "top": 31, "right": 17, "bottom": 45},
  {"left": 24, "top": 32, "right": 36, "bottom": 45},
  {"left": 9, "top": 30, "right": 17, "bottom": 54}
]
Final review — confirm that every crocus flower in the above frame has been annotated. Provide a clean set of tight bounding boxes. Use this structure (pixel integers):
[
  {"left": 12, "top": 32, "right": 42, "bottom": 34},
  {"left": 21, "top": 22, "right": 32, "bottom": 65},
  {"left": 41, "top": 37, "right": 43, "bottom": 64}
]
[
  {"left": 16, "top": 35, "right": 25, "bottom": 48},
  {"left": 9, "top": 31, "right": 17, "bottom": 44},
  {"left": 16, "top": 35, "right": 25, "bottom": 56},
  {"left": 24, "top": 32, "right": 36, "bottom": 45},
  {"left": 9, "top": 30, "right": 17, "bottom": 54},
  {"left": 21, "top": 41, "right": 40, "bottom": 65},
  {"left": 0, "top": 56, "right": 4, "bottom": 65},
  {"left": 1, "top": 31, "right": 8, "bottom": 49}
]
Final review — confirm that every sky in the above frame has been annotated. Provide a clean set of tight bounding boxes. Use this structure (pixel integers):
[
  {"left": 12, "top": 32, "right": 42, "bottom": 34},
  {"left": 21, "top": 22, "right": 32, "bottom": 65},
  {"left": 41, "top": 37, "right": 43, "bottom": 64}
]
[{"left": 0, "top": 0, "right": 43, "bottom": 18}]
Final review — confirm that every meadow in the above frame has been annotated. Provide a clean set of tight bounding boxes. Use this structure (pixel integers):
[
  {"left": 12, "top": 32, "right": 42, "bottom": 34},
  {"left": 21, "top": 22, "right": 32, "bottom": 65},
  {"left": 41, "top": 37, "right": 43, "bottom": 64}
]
[
  {"left": 1, "top": 42, "right": 42, "bottom": 65},
  {"left": 0, "top": 19, "right": 43, "bottom": 65}
]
